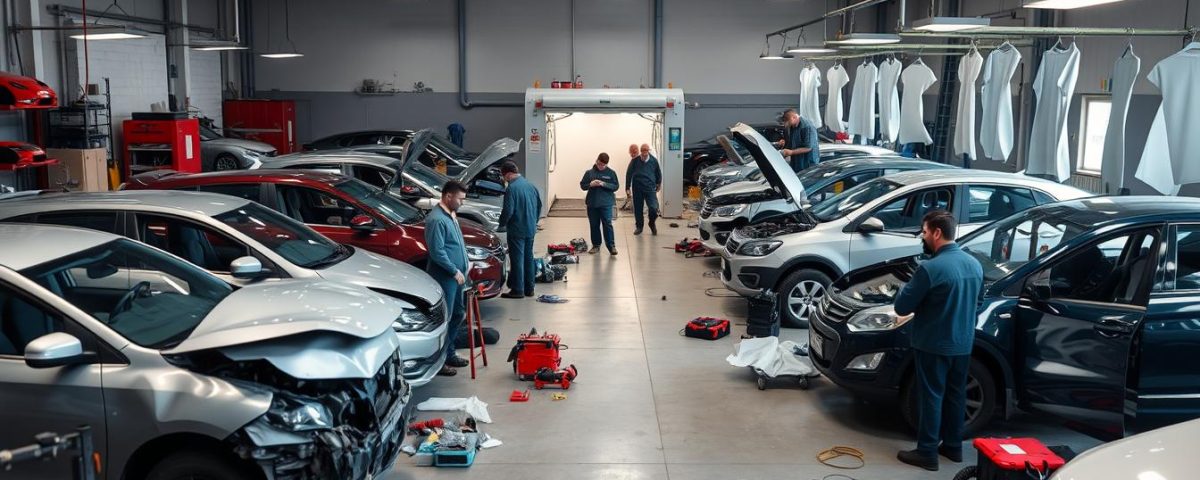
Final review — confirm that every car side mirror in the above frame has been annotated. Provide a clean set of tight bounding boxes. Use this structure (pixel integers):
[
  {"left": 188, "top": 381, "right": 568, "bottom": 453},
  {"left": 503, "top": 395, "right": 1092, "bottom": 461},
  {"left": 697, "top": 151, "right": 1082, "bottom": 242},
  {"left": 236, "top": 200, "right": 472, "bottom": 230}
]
[
  {"left": 24, "top": 333, "right": 94, "bottom": 369},
  {"left": 350, "top": 215, "right": 376, "bottom": 232},
  {"left": 230, "top": 256, "right": 266, "bottom": 279},
  {"left": 1023, "top": 273, "right": 1052, "bottom": 302},
  {"left": 858, "top": 217, "right": 885, "bottom": 234}
]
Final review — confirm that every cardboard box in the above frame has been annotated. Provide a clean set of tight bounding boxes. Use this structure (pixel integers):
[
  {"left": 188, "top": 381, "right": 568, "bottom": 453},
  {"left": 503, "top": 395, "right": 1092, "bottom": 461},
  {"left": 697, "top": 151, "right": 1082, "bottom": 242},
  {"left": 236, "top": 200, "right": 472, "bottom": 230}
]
[{"left": 45, "top": 148, "right": 109, "bottom": 192}]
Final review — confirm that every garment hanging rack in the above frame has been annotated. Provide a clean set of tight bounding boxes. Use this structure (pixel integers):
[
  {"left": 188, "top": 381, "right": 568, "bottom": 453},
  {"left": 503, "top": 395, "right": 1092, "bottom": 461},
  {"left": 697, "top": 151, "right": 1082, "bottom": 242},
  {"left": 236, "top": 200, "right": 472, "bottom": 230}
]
[
  {"left": 803, "top": 42, "right": 1032, "bottom": 62},
  {"left": 900, "top": 26, "right": 1195, "bottom": 39}
]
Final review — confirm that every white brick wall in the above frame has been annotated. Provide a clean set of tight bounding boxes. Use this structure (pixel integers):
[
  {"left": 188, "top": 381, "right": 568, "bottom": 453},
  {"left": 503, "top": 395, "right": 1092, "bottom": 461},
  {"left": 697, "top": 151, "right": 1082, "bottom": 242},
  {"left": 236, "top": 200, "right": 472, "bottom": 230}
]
[
  {"left": 189, "top": 50, "right": 224, "bottom": 129},
  {"left": 67, "top": 34, "right": 170, "bottom": 159}
]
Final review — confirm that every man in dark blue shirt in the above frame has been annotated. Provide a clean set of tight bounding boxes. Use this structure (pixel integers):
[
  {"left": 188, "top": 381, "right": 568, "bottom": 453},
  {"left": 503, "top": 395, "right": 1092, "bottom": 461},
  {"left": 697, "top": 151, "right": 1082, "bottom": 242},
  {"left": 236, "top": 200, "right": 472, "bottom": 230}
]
[
  {"left": 776, "top": 109, "right": 820, "bottom": 172},
  {"left": 893, "top": 210, "right": 983, "bottom": 472},
  {"left": 580, "top": 152, "right": 619, "bottom": 255},
  {"left": 625, "top": 143, "right": 662, "bottom": 235},
  {"left": 498, "top": 161, "right": 543, "bottom": 299},
  {"left": 423, "top": 180, "right": 474, "bottom": 376}
]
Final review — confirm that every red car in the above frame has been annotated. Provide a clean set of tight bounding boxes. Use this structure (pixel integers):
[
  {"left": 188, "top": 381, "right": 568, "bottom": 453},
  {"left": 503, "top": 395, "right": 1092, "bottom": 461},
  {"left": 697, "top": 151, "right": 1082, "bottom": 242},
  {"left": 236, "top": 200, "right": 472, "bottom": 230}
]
[
  {"left": 124, "top": 169, "right": 508, "bottom": 298},
  {"left": 0, "top": 71, "right": 57, "bottom": 110}
]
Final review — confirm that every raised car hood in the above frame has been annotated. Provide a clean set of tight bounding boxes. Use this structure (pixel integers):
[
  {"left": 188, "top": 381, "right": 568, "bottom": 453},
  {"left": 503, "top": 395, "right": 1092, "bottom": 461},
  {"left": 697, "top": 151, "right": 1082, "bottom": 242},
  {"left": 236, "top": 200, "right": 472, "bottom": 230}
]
[
  {"left": 206, "top": 137, "right": 276, "bottom": 154},
  {"left": 456, "top": 136, "right": 520, "bottom": 183},
  {"left": 722, "top": 123, "right": 807, "bottom": 205},
  {"left": 319, "top": 247, "right": 444, "bottom": 307},
  {"left": 167, "top": 279, "right": 404, "bottom": 354},
  {"left": 709, "top": 179, "right": 774, "bottom": 206}
]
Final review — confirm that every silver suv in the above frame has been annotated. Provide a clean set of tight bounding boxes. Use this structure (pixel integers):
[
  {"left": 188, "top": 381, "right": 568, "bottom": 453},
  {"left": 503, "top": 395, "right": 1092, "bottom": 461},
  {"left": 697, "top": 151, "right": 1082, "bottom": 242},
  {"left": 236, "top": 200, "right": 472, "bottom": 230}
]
[
  {"left": 0, "top": 224, "right": 411, "bottom": 479},
  {"left": 719, "top": 123, "right": 1090, "bottom": 328},
  {"left": 0, "top": 190, "right": 450, "bottom": 387}
]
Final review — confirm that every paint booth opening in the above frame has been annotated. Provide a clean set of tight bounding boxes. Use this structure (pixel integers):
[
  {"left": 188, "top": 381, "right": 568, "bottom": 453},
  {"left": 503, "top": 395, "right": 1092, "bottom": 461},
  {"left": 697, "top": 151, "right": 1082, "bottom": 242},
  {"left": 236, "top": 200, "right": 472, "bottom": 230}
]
[{"left": 545, "top": 112, "right": 663, "bottom": 215}]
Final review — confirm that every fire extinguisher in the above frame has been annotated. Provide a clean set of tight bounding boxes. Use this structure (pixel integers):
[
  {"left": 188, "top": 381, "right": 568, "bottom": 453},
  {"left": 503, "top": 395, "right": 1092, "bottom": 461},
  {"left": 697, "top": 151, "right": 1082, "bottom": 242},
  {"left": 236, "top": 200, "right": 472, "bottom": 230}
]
[{"left": 574, "top": 75, "right": 584, "bottom": 88}]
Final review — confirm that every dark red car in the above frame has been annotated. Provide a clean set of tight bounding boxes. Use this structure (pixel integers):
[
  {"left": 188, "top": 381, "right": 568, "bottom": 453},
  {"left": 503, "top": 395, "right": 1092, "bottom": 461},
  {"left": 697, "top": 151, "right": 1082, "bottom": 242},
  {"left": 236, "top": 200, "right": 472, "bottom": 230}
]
[{"left": 123, "top": 169, "right": 508, "bottom": 298}]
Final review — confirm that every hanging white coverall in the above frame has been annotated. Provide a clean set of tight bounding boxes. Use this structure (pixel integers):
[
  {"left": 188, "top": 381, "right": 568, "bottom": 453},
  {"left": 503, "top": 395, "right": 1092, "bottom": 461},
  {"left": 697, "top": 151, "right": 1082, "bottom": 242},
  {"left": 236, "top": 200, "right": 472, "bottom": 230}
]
[
  {"left": 979, "top": 45, "right": 1022, "bottom": 162},
  {"left": 898, "top": 61, "right": 937, "bottom": 145},
  {"left": 799, "top": 65, "right": 824, "bottom": 128},
  {"left": 1100, "top": 47, "right": 1140, "bottom": 194},
  {"left": 825, "top": 65, "right": 850, "bottom": 133},
  {"left": 848, "top": 62, "right": 879, "bottom": 141},
  {"left": 953, "top": 49, "right": 984, "bottom": 160},
  {"left": 877, "top": 58, "right": 903, "bottom": 143},
  {"left": 1027, "top": 44, "right": 1080, "bottom": 182},
  {"left": 1136, "top": 43, "right": 1200, "bottom": 192}
]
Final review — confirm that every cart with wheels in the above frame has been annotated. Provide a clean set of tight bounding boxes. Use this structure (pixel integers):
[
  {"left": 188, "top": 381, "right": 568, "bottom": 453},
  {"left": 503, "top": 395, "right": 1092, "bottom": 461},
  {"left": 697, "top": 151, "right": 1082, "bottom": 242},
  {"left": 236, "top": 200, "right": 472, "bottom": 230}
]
[{"left": 751, "top": 366, "right": 819, "bottom": 390}]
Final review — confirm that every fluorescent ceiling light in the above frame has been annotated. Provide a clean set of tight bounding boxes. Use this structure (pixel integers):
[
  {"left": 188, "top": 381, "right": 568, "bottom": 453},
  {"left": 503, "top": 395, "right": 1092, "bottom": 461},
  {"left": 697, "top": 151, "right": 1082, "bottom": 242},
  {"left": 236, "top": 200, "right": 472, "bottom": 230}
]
[
  {"left": 759, "top": 52, "right": 794, "bottom": 60},
  {"left": 788, "top": 46, "right": 838, "bottom": 54},
  {"left": 827, "top": 33, "right": 902, "bottom": 45},
  {"left": 260, "top": 52, "right": 304, "bottom": 58},
  {"left": 1022, "top": 0, "right": 1125, "bottom": 8},
  {"left": 184, "top": 39, "right": 249, "bottom": 51},
  {"left": 68, "top": 25, "right": 148, "bottom": 40},
  {"left": 912, "top": 16, "right": 991, "bottom": 32}
]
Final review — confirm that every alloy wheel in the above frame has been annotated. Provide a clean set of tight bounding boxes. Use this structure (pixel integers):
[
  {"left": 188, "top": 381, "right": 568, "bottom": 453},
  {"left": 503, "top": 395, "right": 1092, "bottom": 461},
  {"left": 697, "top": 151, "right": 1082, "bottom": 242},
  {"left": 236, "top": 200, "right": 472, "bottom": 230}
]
[{"left": 787, "top": 280, "right": 826, "bottom": 321}]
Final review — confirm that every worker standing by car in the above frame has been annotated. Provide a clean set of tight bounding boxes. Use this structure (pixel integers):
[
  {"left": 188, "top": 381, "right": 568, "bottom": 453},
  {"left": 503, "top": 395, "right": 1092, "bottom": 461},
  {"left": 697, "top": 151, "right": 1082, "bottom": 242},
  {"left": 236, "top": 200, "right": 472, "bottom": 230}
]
[
  {"left": 775, "top": 109, "right": 820, "bottom": 172},
  {"left": 580, "top": 152, "right": 619, "bottom": 255},
  {"left": 499, "top": 161, "right": 542, "bottom": 299},
  {"left": 893, "top": 210, "right": 983, "bottom": 472},
  {"left": 423, "top": 180, "right": 474, "bottom": 377},
  {"left": 625, "top": 143, "right": 663, "bottom": 235}
]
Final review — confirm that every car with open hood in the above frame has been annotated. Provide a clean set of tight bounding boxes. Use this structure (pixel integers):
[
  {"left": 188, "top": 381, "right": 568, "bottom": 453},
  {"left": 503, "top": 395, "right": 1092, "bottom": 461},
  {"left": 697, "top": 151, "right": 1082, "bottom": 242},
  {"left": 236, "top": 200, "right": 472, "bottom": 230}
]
[
  {"left": 697, "top": 142, "right": 899, "bottom": 194},
  {"left": 697, "top": 152, "right": 955, "bottom": 252},
  {"left": 0, "top": 224, "right": 412, "bottom": 479},
  {"left": 0, "top": 190, "right": 451, "bottom": 387},
  {"left": 719, "top": 138, "right": 1089, "bottom": 328},
  {"left": 199, "top": 124, "right": 278, "bottom": 171},
  {"left": 302, "top": 129, "right": 516, "bottom": 188},
  {"left": 121, "top": 169, "right": 509, "bottom": 299},
  {"left": 683, "top": 122, "right": 787, "bottom": 186},
  {"left": 811, "top": 197, "right": 1200, "bottom": 438}
]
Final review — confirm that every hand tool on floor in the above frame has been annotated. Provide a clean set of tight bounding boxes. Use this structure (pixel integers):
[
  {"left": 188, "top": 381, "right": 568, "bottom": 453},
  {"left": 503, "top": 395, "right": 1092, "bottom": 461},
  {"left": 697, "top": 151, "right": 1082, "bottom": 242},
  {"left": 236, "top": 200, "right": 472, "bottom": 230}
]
[{"left": 533, "top": 364, "right": 578, "bottom": 390}]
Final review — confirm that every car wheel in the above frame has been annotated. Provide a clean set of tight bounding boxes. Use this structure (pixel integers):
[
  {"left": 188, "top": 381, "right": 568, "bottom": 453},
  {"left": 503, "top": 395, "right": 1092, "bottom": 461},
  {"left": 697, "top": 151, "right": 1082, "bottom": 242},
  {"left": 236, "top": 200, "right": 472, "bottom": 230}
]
[
  {"left": 691, "top": 160, "right": 716, "bottom": 186},
  {"left": 146, "top": 450, "right": 257, "bottom": 480},
  {"left": 213, "top": 154, "right": 240, "bottom": 171},
  {"left": 777, "top": 269, "right": 831, "bottom": 329},
  {"left": 901, "top": 358, "right": 998, "bottom": 437}
]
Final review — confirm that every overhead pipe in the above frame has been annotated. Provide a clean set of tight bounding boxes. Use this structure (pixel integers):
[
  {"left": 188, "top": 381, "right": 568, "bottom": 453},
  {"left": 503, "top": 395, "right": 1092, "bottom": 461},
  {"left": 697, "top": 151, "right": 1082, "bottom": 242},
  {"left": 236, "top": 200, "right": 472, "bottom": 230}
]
[
  {"left": 47, "top": 4, "right": 215, "bottom": 34},
  {"left": 653, "top": 0, "right": 662, "bottom": 87},
  {"left": 767, "top": 0, "right": 891, "bottom": 37},
  {"left": 457, "top": 0, "right": 521, "bottom": 108}
]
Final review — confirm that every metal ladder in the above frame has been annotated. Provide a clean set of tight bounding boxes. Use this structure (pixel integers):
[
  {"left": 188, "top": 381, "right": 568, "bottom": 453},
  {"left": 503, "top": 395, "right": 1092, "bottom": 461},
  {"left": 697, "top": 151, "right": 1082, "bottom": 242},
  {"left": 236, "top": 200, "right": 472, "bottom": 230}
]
[{"left": 931, "top": 54, "right": 960, "bottom": 164}]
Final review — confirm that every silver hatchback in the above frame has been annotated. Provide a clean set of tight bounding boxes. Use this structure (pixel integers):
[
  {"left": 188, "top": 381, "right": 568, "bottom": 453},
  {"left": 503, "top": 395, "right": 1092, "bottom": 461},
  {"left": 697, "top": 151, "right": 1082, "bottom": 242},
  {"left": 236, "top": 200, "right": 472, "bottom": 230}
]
[{"left": 0, "top": 224, "right": 411, "bottom": 479}]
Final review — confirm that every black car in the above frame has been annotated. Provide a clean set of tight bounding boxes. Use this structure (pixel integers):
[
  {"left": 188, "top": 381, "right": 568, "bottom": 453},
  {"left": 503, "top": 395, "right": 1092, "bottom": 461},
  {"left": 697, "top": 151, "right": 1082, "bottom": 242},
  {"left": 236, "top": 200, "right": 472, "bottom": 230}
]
[
  {"left": 303, "top": 129, "right": 513, "bottom": 186},
  {"left": 684, "top": 123, "right": 786, "bottom": 186},
  {"left": 810, "top": 196, "right": 1200, "bottom": 439}
]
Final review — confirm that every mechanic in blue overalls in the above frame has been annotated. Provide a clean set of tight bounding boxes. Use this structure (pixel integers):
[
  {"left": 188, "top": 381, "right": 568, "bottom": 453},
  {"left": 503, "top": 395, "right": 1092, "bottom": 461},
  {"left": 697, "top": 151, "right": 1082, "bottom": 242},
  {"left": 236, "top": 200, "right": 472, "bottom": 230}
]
[
  {"left": 423, "top": 180, "right": 473, "bottom": 377},
  {"left": 498, "top": 161, "right": 542, "bottom": 299}
]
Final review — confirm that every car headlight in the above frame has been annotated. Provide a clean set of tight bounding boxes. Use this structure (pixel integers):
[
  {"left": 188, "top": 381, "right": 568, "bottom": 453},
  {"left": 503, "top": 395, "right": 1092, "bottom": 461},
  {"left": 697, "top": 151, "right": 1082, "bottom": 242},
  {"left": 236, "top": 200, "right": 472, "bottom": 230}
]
[
  {"left": 482, "top": 210, "right": 501, "bottom": 221},
  {"left": 394, "top": 308, "right": 433, "bottom": 332},
  {"left": 846, "top": 306, "right": 910, "bottom": 332},
  {"left": 466, "top": 245, "right": 490, "bottom": 261},
  {"left": 738, "top": 240, "right": 782, "bottom": 256},
  {"left": 243, "top": 149, "right": 262, "bottom": 158},
  {"left": 266, "top": 395, "right": 333, "bottom": 432},
  {"left": 714, "top": 204, "right": 747, "bottom": 217}
]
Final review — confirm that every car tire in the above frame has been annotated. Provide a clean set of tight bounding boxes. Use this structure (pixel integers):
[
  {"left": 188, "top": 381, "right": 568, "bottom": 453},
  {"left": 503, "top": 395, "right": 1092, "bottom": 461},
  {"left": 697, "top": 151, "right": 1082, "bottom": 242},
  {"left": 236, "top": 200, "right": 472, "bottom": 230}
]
[
  {"left": 213, "top": 154, "right": 240, "bottom": 171},
  {"left": 146, "top": 450, "right": 257, "bottom": 480},
  {"left": 777, "top": 269, "right": 831, "bottom": 329},
  {"left": 900, "top": 358, "right": 998, "bottom": 437}
]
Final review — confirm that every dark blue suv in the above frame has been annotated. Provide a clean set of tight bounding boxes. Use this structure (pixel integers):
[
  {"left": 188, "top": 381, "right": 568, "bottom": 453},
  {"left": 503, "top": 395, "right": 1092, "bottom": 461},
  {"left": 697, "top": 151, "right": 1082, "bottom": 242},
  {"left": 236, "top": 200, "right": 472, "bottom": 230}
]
[{"left": 809, "top": 196, "right": 1200, "bottom": 439}]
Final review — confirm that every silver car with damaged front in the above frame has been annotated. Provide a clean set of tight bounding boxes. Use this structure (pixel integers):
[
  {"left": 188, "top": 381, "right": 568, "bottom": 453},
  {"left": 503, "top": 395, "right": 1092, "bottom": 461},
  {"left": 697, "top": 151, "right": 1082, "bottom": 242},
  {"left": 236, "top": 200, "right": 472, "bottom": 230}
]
[{"left": 0, "top": 224, "right": 412, "bottom": 480}]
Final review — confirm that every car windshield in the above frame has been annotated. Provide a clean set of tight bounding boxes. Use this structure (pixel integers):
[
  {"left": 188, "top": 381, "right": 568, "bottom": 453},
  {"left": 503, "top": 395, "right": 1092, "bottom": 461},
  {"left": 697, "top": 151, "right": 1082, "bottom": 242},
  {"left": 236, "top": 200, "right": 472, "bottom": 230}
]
[
  {"left": 213, "top": 203, "right": 349, "bottom": 269},
  {"left": 407, "top": 162, "right": 452, "bottom": 192},
  {"left": 337, "top": 178, "right": 424, "bottom": 224},
  {"left": 957, "top": 208, "right": 1091, "bottom": 282},
  {"left": 199, "top": 125, "right": 222, "bottom": 141},
  {"left": 796, "top": 163, "right": 848, "bottom": 191},
  {"left": 429, "top": 134, "right": 470, "bottom": 160},
  {"left": 19, "top": 238, "right": 233, "bottom": 349},
  {"left": 810, "top": 179, "right": 902, "bottom": 223}
]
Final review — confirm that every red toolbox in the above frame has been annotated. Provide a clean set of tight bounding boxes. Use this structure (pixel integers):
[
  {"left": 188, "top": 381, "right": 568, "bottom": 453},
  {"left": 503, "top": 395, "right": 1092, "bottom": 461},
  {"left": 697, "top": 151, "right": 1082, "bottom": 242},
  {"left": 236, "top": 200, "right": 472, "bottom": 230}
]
[
  {"left": 222, "top": 99, "right": 297, "bottom": 154},
  {"left": 972, "top": 438, "right": 1066, "bottom": 480},
  {"left": 122, "top": 117, "right": 201, "bottom": 177},
  {"left": 507, "top": 329, "right": 565, "bottom": 380}
]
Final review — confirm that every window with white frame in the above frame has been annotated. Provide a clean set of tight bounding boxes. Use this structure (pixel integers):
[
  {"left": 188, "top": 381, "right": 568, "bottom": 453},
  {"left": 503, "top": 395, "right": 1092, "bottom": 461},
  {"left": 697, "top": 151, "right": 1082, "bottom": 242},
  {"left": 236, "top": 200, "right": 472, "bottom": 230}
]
[{"left": 1076, "top": 96, "right": 1112, "bottom": 175}]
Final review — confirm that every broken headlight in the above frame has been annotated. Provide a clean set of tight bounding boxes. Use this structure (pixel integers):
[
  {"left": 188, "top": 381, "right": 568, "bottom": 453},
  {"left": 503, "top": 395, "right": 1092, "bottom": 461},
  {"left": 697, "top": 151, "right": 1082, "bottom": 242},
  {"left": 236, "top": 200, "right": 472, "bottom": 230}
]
[
  {"left": 394, "top": 308, "right": 433, "bottom": 332},
  {"left": 266, "top": 395, "right": 333, "bottom": 432}
]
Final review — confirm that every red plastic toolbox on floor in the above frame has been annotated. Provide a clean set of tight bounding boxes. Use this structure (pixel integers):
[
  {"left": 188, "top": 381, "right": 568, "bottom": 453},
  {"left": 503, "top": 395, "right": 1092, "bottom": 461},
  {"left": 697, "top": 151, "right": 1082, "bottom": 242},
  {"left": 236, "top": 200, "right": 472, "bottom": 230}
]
[
  {"left": 507, "top": 330, "right": 563, "bottom": 380},
  {"left": 973, "top": 438, "right": 1065, "bottom": 479}
]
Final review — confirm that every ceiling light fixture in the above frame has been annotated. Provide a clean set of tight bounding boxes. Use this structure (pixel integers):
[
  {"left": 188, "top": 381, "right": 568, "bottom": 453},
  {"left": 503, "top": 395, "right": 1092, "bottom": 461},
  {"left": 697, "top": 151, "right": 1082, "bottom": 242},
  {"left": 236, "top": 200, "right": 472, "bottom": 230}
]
[
  {"left": 759, "top": 33, "right": 794, "bottom": 60},
  {"left": 1021, "top": 0, "right": 1125, "bottom": 9},
  {"left": 67, "top": 23, "right": 148, "bottom": 40},
  {"left": 912, "top": 16, "right": 991, "bottom": 32},
  {"left": 260, "top": 0, "right": 304, "bottom": 59},
  {"left": 827, "top": 33, "right": 902, "bottom": 45}
]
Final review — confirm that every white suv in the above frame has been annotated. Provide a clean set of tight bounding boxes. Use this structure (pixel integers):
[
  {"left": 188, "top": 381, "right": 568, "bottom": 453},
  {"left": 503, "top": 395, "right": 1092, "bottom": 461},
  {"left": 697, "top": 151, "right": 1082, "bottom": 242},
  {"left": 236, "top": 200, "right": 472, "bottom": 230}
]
[{"left": 718, "top": 124, "right": 1089, "bottom": 328}]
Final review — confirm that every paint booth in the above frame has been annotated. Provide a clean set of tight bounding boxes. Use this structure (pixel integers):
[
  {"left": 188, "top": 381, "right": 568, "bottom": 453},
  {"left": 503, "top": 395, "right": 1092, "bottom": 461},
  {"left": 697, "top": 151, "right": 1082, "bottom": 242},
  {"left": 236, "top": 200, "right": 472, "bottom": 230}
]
[{"left": 523, "top": 89, "right": 685, "bottom": 218}]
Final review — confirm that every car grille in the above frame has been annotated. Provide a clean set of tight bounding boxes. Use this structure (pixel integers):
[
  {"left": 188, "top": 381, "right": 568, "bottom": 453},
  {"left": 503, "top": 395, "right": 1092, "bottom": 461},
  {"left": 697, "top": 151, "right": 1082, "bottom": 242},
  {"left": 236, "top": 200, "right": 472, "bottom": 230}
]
[
  {"left": 725, "top": 237, "right": 742, "bottom": 256},
  {"left": 699, "top": 230, "right": 710, "bottom": 240},
  {"left": 714, "top": 232, "right": 730, "bottom": 245},
  {"left": 818, "top": 295, "right": 855, "bottom": 323},
  {"left": 488, "top": 244, "right": 507, "bottom": 258},
  {"left": 371, "top": 350, "right": 408, "bottom": 419},
  {"left": 699, "top": 200, "right": 714, "bottom": 219},
  {"left": 411, "top": 299, "right": 446, "bottom": 332}
]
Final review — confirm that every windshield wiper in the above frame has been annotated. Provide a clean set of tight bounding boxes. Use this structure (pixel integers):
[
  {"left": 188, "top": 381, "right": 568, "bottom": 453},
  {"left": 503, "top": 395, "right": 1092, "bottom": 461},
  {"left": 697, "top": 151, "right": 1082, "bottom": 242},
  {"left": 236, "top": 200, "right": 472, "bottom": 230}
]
[{"left": 306, "top": 244, "right": 351, "bottom": 269}]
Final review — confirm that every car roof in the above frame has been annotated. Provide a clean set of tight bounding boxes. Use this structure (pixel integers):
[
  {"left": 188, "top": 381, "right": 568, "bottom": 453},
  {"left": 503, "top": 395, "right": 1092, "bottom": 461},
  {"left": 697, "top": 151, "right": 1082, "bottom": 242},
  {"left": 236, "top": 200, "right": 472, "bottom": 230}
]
[
  {"left": 315, "top": 130, "right": 414, "bottom": 141},
  {"left": 0, "top": 190, "right": 252, "bottom": 217},
  {"left": 810, "top": 157, "right": 947, "bottom": 171},
  {"left": 1035, "top": 196, "right": 1200, "bottom": 227},
  {"left": 0, "top": 223, "right": 120, "bottom": 271},
  {"left": 134, "top": 169, "right": 350, "bottom": 187},
  {"left": 268, "top": 151, "right": 399, "bottom": 168}
]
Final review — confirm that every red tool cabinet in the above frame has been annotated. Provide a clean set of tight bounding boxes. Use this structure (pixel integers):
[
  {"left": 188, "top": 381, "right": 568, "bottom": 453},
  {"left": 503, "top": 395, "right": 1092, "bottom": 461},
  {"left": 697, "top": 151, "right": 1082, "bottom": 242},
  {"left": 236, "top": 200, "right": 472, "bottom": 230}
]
[
  {"left": 122, "top": 118, "right": 201, "bottom": 177},
  {"left": 223, "top": 99, "right": 297, "bottom": 154}
]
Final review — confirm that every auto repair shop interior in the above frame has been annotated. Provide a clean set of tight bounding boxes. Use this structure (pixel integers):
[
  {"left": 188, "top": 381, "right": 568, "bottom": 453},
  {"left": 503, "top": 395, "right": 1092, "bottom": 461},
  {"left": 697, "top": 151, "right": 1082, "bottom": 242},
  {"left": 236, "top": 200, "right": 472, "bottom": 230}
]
[{"left": 1, "top": 0, "right": 1199, "bottom": 479}]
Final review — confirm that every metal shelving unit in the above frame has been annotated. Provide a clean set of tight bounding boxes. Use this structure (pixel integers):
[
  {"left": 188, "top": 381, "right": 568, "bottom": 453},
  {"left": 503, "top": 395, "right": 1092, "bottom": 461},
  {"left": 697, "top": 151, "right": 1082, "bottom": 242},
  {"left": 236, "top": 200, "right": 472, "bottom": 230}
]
[{"left": 47, "top": 78, "right": 114, "bottom": 166}]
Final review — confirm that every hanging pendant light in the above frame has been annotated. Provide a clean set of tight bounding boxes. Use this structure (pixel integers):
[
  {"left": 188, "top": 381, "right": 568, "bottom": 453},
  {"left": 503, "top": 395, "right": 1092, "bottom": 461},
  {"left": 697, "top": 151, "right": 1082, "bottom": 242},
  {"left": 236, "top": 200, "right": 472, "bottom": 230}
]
[
  {"left": 1021, "top": 0, "right": 1125, "bottom": 8},
  {"left": 911, "top": 16, "right": 991, "bottom": 32},
  {"left": 260, "top": 0, "right": 304, "bottom": 59},
  {"left": 827, "top": 33, "right": 902, "bottom": 45},
  {"left": 759, "top": 33, "right": 794, "bottom": 60}
]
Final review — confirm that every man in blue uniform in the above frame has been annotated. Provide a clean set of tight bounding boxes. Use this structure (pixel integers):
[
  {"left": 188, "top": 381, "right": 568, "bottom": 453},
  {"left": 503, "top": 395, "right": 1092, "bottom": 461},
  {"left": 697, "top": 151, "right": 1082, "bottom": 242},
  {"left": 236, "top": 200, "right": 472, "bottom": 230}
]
[
  {"left": 776, "top": 109, "right": 820, "bottom": 172},
  {"left": 498, "top": 161, "right": 542, "bottom": 299},
  {"left": 625, "top": 143, "right": 662, "bottom": 235},
  {"left": 423, "top": 180, "right": 474, "bottom": 376},
  {"left": 893, "top": 211, "right": 984, "bottom": 471},
  {"left": 580, "top": 152, "right": 619, "bottom": 255}
]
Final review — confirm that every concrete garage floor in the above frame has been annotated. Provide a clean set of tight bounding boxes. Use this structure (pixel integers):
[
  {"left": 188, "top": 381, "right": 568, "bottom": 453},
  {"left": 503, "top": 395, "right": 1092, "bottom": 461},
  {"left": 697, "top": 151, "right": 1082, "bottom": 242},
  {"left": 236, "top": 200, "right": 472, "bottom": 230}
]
[{"left": 392, "top": 215, "right": 1101, "bottom": 480}]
